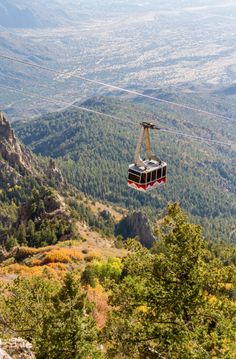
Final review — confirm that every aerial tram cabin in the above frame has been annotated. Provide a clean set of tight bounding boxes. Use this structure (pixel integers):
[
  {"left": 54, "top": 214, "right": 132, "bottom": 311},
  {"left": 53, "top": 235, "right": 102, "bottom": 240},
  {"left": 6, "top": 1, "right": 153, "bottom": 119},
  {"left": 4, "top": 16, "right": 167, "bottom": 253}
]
[{"left": 128, "top": 122, "right": 167, "bottom": 192}]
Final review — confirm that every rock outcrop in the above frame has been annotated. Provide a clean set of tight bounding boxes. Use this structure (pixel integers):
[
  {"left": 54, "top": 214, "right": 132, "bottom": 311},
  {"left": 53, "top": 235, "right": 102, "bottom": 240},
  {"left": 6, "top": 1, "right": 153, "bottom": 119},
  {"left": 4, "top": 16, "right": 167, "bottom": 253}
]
[
  {"left": 47, "top": 159, "right": 65, "bottom": 187},
  {"left": 115, "top": 211, "right": 156, "bottom": 248},
  {"left": 0, "top": 338, "right": 35, "bottom": 359},
  {"left": 0, "top": 112, "right": 33, "bottom": 174},
  {"left": 0, "top": 112, "right": 67, "bottom": 191},
  {"left": 0, "top": 112, "right": 36, "bottom": 188}
]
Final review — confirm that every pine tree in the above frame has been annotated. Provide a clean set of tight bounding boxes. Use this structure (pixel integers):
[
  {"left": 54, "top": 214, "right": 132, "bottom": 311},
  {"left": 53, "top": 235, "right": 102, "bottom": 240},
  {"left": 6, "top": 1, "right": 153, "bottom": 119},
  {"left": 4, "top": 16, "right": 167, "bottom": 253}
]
[
  {"left": 27, "top": 219, "right": 36, "bottom": 247},
  {"left": 5, "top": 235, "right": 18, "bottom": 251},
  {"left": 104, "top": 204, "right": 236, "bottom": 358},
  {"left": 17, "top": 224, "right": 27, "bottom": 246},
  {"left": 37, "top": 273, "right": 104, "bottom": 359}
]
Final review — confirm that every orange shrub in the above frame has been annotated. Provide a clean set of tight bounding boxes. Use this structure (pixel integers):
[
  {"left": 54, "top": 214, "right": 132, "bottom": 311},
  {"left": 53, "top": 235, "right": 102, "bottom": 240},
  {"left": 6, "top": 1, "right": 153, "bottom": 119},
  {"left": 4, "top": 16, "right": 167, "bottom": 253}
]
[
  {"left": 47, "top": 262, "right": 67, "bottom": 270},
  {"left": 3, "top": 263, "right": 44, "bottom": 277},
  {"left": 29, "top": 258, "right": 41, "bottom": 267},
  {"left": 41, "top": 250, "right": 71, "bottom": 264},
  {"left": 41, "top": 248, "right": 82, "bottom": 265}
]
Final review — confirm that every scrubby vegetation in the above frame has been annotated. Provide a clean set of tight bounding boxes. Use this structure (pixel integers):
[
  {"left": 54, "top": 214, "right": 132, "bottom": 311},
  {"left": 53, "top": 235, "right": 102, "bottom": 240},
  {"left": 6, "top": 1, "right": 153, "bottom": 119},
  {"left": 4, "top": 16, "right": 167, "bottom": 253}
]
[{"left": 0, "top": 204, "right": 236, "bottom": 358}]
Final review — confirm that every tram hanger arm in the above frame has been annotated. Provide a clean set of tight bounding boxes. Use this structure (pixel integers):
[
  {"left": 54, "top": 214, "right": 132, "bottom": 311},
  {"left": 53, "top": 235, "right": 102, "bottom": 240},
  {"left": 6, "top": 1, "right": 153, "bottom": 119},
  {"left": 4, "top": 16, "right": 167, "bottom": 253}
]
[{"left": 134, "top": 122, "right": 162, "bottom": 167}]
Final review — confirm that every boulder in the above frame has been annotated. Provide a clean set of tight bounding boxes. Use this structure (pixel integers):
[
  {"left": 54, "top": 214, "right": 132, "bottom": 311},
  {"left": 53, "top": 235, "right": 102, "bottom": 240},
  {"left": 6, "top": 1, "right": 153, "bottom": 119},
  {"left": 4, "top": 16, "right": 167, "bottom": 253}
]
[{"left": 0, "top": 338, "right": 35, "bottom": 359}]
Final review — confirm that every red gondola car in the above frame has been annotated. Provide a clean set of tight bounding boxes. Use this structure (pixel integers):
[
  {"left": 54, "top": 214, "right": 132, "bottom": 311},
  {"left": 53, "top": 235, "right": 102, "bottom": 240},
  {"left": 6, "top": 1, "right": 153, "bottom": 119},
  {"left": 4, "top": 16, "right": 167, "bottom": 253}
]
[{"left": 128, "top": 122, "right": 167, "bottom": 192}]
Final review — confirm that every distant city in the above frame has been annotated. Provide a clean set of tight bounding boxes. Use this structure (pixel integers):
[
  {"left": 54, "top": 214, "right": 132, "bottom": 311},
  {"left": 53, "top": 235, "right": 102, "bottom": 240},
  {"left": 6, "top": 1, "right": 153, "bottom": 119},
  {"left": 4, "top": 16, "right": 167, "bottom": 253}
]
[{"left": 0, "top": 0, "right": 236, "bottom": 120}]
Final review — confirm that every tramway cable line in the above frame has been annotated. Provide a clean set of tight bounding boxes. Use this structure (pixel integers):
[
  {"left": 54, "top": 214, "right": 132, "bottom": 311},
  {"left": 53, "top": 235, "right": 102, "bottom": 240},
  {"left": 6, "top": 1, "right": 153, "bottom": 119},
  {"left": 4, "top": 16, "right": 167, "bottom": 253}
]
[
  {"left": 1, "top": 72, "right": 234, "bottom": 146},
  {"left": 1, "top": 53, "right": 236, "bottom": 123},
  {"left": 0, "top": 83, "right": 234, "bottom": 147},
  {"left": 2, "top": 71, "right": 233, "bottom": 147},
  {"left": 1, "top": 67, "right": 235, "bottom": 192}
]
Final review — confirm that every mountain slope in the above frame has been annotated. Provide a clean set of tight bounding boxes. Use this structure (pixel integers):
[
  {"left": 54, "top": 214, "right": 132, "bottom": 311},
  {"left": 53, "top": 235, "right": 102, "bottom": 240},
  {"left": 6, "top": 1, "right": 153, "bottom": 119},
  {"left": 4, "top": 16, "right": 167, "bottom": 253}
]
[
  {"left": 13, "top": 95, "right": 236, "bottom": 241},
  {"left": 0, "top": 111, "right": 130, "bottom": 253}
]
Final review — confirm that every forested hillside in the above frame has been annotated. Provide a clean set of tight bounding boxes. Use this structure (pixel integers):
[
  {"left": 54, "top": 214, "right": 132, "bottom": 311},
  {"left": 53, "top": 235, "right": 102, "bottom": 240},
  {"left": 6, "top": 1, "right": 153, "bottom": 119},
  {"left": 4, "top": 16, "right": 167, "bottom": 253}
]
[
  {"left": 0, "top": 109, "right": 236, "bottom": 358},
  {"left": 14, "top": 93, "right": 236, "bottom": 241}
]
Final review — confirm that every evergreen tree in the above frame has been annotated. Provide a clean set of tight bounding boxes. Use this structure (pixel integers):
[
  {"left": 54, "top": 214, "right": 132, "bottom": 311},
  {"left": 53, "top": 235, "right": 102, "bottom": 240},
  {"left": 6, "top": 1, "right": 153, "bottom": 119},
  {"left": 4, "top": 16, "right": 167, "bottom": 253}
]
[
  {"left": 37, "top": 199, "right": 45, "bottom": 216},
  {"left": 27, "top": 219, "right": 36, "bottom": 247},
  {"left": 17, "top": 224, "right": 27, "bottom": 246},
  {"left": 2, "top": 276, "right": 58, "bottom": 342},
  {"left": 5, "top": 235, "right": 18, "bottom": 251},
  {"left": 37, "top": 273, "right": 104, "bottom": 359},
  {"left": 104, "top": 204, "right": 236, "bottom": 358}
]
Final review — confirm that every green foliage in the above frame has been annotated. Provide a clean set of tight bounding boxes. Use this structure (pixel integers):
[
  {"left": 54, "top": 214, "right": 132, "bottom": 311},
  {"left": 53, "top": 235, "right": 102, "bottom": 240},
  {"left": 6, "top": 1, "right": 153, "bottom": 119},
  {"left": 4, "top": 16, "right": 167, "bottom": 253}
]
[
  {"left": 1, "top": 276, "right": 59, "bottom": 342},
  {"left": 16, "top": 187, "right": 76, "bottom": 248},
  {"left": 37, "top": 273, "right": 104, "bottom": 359},
  {"left": 0, "top": 175, "right": 42, "bottom": 205},
  {"left": 17, "top": 224, "right": 27, "bottom": 246},
  {"left": 81, "top": 258, "right": 123, "bottom": 287},
  {"left": 1, "top": 204, "right": 236, "bottom": 357},
  {"left": 0, "top": 181, "right": 76, "bottom": 249},
  {"left": 5, "top": 235, "right": 18, "bottom": 251},
  {"left": 1, "top": 274, "right": 104, "bottom": 359},
  {"left": 104, "top": 204, "right": 236, "bottom": 358},
  {"left": 0, "top": 201, "right": 18, "bottom": 248}
]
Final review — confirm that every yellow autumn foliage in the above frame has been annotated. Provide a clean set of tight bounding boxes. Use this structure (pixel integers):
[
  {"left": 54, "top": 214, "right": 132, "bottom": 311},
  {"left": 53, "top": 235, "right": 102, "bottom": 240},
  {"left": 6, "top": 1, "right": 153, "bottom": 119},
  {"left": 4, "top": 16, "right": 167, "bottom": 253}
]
[
  {"left": 218, "top": 282, "right": 234, "bottom": 291},
  {"left": 207, "top": 294, "right": 217, "bottom": 305},
  {"left": 136, "top": 305, "right": 148, "bottom": 313}
]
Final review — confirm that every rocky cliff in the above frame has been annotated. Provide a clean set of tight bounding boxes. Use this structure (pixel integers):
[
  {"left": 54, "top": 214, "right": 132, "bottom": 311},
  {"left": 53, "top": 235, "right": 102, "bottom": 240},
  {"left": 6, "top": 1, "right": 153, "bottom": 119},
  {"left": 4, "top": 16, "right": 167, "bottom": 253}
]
[
  {"left": 115, "top": 211, "right": 156, "bottom": 248},
  {"left": 0, "top": 112, "right": 33, "bottom": 172},
  {"left": 0, "top": 112, "right": 35, "bottom": 187},
  {"left": 0, "top": 112, "right": 66, "bottom": 190}
]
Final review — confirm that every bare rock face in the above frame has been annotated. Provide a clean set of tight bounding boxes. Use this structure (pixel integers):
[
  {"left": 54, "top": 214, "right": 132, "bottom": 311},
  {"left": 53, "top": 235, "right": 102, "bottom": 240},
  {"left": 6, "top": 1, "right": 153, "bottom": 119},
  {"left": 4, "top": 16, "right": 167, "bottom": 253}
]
[
  {"left": 0, "top": 112, "right": 36, "bottom": 189},
  {"left": 0, "top": 338, "right": 35, "bottom": 359},
  {"left": 115, "top": 211, "right": 156, "bottom": 248},
  {"left": 47, "top": 159, "right": 65, "bottom": 186},
  {"left": 0, "top": 112, "right": 33, "bottom": 176}
]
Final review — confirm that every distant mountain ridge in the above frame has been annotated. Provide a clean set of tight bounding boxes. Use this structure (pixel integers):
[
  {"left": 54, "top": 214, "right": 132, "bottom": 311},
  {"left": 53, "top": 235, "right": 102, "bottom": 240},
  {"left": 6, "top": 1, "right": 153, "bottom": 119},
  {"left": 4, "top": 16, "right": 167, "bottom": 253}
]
[{"left": 0, "top": 0, "right": 38, "bottom": 28}]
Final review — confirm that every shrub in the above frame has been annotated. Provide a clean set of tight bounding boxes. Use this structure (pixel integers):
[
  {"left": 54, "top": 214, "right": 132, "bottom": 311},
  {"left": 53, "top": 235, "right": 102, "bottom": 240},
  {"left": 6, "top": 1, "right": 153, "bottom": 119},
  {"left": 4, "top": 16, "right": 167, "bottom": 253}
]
[
  {"left": 41, "top": 248, "right": 83, "bottom": 265},
  {"left": 15, "top": 246, "right": 38, "bottom": 261},
  {"left": 29, "top": 258, "right": 41, "bottom": 267},
  {"left": 47, "top": 262, "right": 67, "bottom": 270},
  {"left": 41, "top": 249, "right": 71, "bottom": 264}
]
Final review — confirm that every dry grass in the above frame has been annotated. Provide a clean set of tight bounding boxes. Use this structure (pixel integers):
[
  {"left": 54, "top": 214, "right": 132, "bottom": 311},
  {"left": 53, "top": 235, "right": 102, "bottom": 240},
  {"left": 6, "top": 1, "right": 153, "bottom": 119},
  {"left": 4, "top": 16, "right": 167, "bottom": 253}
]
[{"left": 84, "top": 251, "right": 100, "bottom": 262}]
